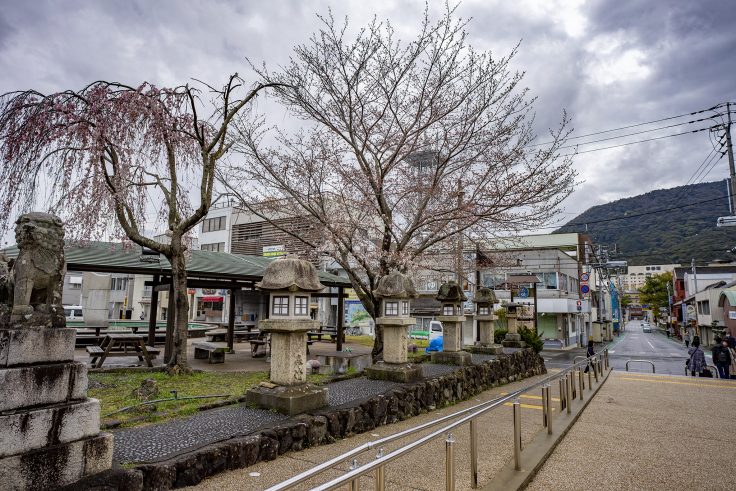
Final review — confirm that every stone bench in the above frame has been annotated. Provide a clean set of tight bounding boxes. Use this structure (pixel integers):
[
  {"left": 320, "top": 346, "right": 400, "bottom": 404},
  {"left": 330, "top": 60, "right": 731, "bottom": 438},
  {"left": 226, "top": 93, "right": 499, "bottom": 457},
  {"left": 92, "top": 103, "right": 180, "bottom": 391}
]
[{"left": 193, "top": 342, "right": 227, "bottom": 364}]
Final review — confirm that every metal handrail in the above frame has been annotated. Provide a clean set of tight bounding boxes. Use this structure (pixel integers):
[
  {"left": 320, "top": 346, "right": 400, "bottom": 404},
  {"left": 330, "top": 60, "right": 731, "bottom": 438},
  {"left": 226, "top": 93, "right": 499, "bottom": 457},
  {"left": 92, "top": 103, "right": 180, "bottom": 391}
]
[
  {"left": 268, "top": 348, "right": 610, "bottom": 491},
  {"left": 625, "top": 359, "right": 656, "bottom": 373}
]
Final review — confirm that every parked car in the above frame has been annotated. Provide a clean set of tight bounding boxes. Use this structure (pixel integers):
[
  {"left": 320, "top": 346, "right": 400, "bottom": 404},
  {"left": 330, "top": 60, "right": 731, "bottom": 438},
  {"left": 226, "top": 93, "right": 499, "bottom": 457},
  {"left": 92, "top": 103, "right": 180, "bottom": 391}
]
[
  {"left": 409, "top": 320, "right": 444, "bottom": 340},
  {"left": 64, "top": 305, "right": 84, "bottom": 321},
  {"left": 641, "top": 322, "right": 652, "bottom": 333}
]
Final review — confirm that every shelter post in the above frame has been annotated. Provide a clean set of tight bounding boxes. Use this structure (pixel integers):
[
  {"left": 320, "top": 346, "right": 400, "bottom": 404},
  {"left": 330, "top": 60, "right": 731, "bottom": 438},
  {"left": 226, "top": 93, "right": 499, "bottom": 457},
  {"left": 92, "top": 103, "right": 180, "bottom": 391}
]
[
  {"left": 228, "top": 289, "right": 236, "bottom": 353},
  {"left": 164, "top": 281, "right": 174, "bottom": 363},
  {"left": 337, "top": 286, "right": 344, "bottom": 351},
  {"left": 148, "top": 274, "right": 159, "bottom": 346}
]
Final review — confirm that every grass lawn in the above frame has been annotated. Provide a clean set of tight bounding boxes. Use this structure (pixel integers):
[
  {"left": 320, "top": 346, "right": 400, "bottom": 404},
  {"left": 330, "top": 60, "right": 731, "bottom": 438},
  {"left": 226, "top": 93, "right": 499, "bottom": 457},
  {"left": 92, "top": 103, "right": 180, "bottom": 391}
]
[{"left": 89, "top": 370, "right": 327, "bottom": 428}]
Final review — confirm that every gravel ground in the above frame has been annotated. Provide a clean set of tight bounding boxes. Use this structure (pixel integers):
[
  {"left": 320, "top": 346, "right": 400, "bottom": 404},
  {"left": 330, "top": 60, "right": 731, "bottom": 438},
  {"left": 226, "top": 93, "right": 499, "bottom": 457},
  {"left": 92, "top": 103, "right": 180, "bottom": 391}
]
[{"left": 527, "top": 372, "right": 736, "bottom": 491}]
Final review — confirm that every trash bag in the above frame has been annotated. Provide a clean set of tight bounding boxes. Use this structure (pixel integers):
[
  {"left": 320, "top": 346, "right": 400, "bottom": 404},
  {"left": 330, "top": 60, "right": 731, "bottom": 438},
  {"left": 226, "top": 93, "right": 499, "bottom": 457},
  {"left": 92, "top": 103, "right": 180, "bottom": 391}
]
[{"left": 425, "top": 336, "right": 443, "bottom": 353}]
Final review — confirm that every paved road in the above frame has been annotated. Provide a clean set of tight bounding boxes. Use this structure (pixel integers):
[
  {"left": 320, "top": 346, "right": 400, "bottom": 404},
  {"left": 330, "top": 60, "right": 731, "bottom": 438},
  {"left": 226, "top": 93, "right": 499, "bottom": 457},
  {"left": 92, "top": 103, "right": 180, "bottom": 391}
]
[{"left": 542, "top": 320, "right": 694, "bottom": 375}]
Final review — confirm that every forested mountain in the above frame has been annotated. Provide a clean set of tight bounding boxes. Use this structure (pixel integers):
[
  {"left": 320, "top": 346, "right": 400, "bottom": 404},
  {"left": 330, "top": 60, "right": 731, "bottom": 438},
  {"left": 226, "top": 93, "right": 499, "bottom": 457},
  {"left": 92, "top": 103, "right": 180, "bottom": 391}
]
[{"left": 555, "top": 180, "right": 736, "bottom": 266}]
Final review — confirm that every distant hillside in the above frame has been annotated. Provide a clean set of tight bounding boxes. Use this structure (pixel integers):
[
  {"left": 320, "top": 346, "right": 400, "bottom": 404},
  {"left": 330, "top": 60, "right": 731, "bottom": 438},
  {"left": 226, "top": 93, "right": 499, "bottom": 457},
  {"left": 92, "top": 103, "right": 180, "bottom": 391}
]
[{"left": 555, "top": 180, "right": 736, "bottom": 266}]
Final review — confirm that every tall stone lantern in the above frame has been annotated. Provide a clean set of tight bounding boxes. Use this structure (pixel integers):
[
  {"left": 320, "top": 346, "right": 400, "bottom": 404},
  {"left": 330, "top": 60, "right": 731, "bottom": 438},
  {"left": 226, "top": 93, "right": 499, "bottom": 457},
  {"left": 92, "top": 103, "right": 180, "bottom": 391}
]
[
  {"left": 365, "top": 271, "right": 422, "bottom": 383},
  {"left": 245, "top": 256, "right": 329, "bottom": 415},
  {"left": 502, "top": 302, "right": 527, "bottom": 348},
  {"left": 474, "top": 287, "right": 503, "bottom": 354},
  {"left": 431, "top": 280, "right": 472, "bottom": 365}
]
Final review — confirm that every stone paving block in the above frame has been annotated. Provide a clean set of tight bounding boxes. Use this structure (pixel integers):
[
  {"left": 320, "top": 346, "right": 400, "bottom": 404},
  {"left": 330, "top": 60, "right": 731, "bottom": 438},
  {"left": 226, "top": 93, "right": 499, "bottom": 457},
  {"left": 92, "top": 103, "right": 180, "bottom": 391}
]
[
  {"left": 0, "top": 326, "right": 76, "bottom": 367},
  {"left": 0, "top": 361, "right": 88, "bottom": 412},
  {"left": 0, "top": 398, "right": 101, "bottom": 458}
]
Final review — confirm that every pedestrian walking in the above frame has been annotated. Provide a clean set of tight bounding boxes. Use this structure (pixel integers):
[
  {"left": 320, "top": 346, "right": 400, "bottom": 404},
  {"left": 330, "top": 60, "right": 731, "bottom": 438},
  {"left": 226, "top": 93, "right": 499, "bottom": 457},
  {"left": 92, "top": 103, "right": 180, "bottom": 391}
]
[
  {"left": 728, "top": 344, "right": 736, "bottom": 379},
  {"left": 668, "top": 325, "right": 674, "bottom": 339},
  {"left": 684, "top": 330, "right": 691, "bottom": 349},
  {"left": 712, "top": 337, "right": 732, "bottom": 379},
  {"left": 725, "top": 332, "right": 736, "bottom": 349},
  {"left": 584, "top": 338, "right": 595, "bottom": 373},
  {"left": 687, "top": 336, "right": 707, "bottom": 377}
]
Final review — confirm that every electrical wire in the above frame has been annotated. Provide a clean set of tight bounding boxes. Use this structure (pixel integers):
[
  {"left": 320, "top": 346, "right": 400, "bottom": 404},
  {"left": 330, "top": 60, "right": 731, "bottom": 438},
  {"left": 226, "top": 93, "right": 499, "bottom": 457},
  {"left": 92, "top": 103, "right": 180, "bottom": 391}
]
[{"left": 527, "top": 103, "right": 726, "bottom": 147}]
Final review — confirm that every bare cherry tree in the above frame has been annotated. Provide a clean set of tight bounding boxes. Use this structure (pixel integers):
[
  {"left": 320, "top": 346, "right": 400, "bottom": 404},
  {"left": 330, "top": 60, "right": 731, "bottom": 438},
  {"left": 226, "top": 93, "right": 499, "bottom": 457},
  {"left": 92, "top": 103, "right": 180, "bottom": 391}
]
[
  {"left": 0, "top": 75, "right": 277, "bottom": 372},
  {"left": 225, "top": 7, "right": 576, "bottom": 360}
]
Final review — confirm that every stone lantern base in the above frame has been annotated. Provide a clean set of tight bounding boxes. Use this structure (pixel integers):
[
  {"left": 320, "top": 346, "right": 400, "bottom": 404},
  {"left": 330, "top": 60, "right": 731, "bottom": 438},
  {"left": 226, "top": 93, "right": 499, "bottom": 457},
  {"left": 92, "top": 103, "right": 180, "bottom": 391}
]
[
  {"left": 430, "top": 350, "right": 473, "bottom": 366},
  {"left": 246, "top": 383, "right": 328, "bottom": 416},
  {"left": 468, "top": 344, "right": 504, "bottom": 355},
  {"left": 502, "top": 332, "right": 526, "bottom": 348},
  {"left": 365, "top": 361, "right": 423, "bottom": 383}
]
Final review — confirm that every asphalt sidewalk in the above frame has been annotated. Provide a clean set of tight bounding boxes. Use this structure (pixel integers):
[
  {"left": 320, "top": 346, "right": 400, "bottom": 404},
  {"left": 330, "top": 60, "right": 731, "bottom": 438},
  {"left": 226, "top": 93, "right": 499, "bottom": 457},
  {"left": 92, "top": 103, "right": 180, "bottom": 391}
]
[{"left": 528, "top": 371, "right": 736, "bottom": 491}]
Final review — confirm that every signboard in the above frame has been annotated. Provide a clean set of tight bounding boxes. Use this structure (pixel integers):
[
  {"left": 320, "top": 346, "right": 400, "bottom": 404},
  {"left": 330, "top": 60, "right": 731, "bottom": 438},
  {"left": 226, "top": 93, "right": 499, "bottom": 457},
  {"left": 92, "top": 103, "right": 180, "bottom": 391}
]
[
  {"left": 580, "top": 273, "right": 590, "bottom": 282},
  {"left": 729, "top": 311, "right": 736, "bottom": 320},
  {"left": 580, "top": 284, "right": 590, "bottom": 294},
  {"left": 263, "top": 245, "right": 287, "bottom": 257},
  {"left": 517, "top": 287, "right": 529, "bottom": 298}
]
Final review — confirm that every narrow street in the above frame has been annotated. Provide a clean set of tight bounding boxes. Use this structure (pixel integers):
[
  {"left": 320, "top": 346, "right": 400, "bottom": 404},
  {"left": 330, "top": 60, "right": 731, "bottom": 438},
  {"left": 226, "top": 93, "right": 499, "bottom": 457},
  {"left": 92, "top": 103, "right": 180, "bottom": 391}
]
[{"left": 543, "top": 320, "right": 693, "bottom": 375}]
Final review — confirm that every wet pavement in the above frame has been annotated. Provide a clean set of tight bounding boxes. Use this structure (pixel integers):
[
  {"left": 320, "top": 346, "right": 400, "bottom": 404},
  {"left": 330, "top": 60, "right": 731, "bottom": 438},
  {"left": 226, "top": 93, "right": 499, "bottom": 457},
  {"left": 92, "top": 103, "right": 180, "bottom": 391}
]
[{"left": 542, "top": 320, "right": 692, "bottom": 375}]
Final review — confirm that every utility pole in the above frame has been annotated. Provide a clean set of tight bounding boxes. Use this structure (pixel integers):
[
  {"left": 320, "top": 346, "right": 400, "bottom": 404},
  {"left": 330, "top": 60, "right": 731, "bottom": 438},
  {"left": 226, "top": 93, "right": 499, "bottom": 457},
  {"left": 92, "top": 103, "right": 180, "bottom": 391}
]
[
  {"left": 726, "top": 102, "right": 736, "bottom": 213},
  {"left": 666, "top": 281, "right": 673, "bottom": 334}
]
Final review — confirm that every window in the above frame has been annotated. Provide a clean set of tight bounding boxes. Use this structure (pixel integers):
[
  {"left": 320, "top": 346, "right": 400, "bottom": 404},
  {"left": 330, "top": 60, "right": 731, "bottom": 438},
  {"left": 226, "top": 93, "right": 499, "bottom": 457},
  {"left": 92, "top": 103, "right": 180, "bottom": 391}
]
[
  {"left": 646, "top": 266, "right": 651, "bottom": 271},
  {"left": 201, "top": 216, "right": 226, "bottom": 233},
  {"left": 69, "top": 282, "right": 82, "bottom": 290},
  {"left": 272, "top": 296, "right": 289, "bottom": 316},
  {"left": 385, "top": 301, "right": 399, "bottom": 316},
  {"left": 201, "top": 242, "right": 225, "bottom": 252},
  {"left": 478, "top": 306, "right": 490, "bottom": 315},
  {"left": 295, "top": 296, "right": 308, "bottom": 316},
  {"left": 697, "top": 301, "right": 710, "bottom": 315},
  {"left": 110, "top": 277, "right": 127, "bottom": 291},
  {"left": 402, "top": 301, "right": 410, "bottom": 315},
  {"left": 143, "top": 285, "right": 152, "bottom": 298},
  {"left": 443, "top": 305, "right": 455, "bottom": 316}
]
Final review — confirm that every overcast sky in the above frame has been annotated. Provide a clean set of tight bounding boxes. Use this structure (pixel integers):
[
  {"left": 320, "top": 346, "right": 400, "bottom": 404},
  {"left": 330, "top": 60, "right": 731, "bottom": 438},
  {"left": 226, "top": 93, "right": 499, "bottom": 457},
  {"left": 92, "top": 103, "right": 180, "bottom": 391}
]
[{"left": 1, "top": 0, "right": 735, "bottom": 234}]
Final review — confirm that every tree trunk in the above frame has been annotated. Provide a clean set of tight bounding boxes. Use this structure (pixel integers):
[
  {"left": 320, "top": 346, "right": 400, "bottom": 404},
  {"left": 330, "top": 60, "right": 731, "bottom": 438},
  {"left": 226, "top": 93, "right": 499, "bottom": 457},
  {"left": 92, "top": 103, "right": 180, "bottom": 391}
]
[
  {"left": 366, "top": 296, "right": 383, "bottom": 363},
  {"left": 166, "top": 244, "right": 190, "bottom": 374}
]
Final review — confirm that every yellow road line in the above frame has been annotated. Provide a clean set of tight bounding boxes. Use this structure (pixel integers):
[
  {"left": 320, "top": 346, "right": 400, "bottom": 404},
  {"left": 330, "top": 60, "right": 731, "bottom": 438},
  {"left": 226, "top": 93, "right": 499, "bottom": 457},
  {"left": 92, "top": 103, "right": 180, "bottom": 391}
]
[
  {"left": 619, "top": 377, "right": 736, "bottom": 389},
  {"left": 501, "top": 392, "right": 560, "bottom": 402},
  {"left": 502, "top": 402, "right": 550, "bottom": 411},
  {"left": 616, "top": 372, "right": 733, "bottom": 385}
]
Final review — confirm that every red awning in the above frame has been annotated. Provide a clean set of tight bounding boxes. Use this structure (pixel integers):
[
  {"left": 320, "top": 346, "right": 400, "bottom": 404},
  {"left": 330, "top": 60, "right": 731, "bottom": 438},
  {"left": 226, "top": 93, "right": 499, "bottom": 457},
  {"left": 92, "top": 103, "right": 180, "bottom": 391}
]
[{"left": 200, "top": 296, "right": 224, "bottom": 302}]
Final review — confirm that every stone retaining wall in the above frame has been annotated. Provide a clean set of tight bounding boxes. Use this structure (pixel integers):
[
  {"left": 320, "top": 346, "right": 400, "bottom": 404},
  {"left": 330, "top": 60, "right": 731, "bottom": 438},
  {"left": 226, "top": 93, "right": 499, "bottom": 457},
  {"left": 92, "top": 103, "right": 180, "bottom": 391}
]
[{"left": 75, "top": 349, "right": 545, "bottom": 490}]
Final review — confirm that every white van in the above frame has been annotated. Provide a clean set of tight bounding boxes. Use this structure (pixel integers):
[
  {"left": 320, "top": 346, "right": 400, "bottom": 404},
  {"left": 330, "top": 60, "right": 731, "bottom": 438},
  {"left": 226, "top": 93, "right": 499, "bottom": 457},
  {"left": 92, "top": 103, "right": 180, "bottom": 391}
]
[
  {"left": 429, "top": 320, "right": 443, "bottom": 340},
  {"left": 64, "top": 305, "right": 84, "bottom": 321}
]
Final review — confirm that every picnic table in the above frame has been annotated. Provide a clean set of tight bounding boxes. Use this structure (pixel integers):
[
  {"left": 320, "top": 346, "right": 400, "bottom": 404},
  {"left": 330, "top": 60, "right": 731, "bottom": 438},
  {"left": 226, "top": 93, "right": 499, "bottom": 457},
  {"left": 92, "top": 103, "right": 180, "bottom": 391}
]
[
  {"left": 86, "top": 333, "right": 159, "bottom": 368},
  {"left": 307, "top": 331, "right": 338, "bottom": 342}
]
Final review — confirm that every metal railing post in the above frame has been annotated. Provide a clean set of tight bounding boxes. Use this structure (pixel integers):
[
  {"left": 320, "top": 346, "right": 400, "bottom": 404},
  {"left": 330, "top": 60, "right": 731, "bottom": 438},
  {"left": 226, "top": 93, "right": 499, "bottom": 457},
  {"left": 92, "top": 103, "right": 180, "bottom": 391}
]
[
  {"left": 559, "top": 377, "right": 566, "bottom": 411},
  {"left": 446, "top": 433, "right": 456, "bottom": 491},
  {"left": 374, "top": 448, "right": 385, "bottom": 491},
  {"left": 578, "top": 368, "right": 584, "bottom": 402},
  {"left": 605, "top": 350, "right": 609, "bottom": 369},
  {"left": 571, "top": 369, "right": 577, "bottom": 400},
  {"left": 588, "top": 365, "right": 593, "bottom": 387},
  {"left": 470, "top": 420, "right": 478, "bottom": 489},
  {"left": 513, "top": 401, "right": 522, "bottom": 471},
  {"left": 593, "top": 358, "right": 599, "bottom": 382},
  {"left": 541, "top": 386, "right": 548, "bottom": 428},
  {"left": 566, "top": 373, "right": 572, "bottom": 414},
  {"left": 349, "top": 459, "right": 360, "bottom": 491},
  {"left": 545, "top": 385, "right": 553, "bottom": 435}
]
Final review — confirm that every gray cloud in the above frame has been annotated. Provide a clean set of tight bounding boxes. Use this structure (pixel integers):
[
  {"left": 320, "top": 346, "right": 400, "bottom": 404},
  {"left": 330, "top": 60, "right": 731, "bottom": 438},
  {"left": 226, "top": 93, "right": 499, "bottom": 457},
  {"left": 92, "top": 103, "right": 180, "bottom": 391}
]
[{"left": 1, "top": 0, "right": 734, "bottom": 229}]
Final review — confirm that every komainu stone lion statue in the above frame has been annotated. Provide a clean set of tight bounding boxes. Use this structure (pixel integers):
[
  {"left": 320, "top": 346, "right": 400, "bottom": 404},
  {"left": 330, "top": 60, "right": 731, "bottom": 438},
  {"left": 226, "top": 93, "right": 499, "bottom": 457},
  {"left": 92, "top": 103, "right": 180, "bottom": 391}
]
[{"left": 8, "top": 212, "right": 66, "bottom": 327}]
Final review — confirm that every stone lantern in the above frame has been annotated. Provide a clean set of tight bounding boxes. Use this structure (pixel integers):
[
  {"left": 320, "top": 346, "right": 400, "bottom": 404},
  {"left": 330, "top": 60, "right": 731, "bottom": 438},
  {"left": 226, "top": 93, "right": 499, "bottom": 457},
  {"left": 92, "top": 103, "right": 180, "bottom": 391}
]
[
  {"left": 502, "top": 301, "right": 526, "bottom": 348},
  {"left": 473, "top": 287, "right": 503, "bottom": 354},
  {"left": 245, "top": 256, "right": 329, "bottom": 415},
  {"left": 365, "top": 271, "right": 422, "bottom": 382},
  {"left": 431, "top": 280, "right": 472, "bottom": 365}
]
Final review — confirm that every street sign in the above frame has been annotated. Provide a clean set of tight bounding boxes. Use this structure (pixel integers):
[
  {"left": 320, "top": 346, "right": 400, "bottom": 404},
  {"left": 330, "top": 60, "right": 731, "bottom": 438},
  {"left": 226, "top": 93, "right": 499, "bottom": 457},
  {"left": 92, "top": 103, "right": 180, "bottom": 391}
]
[
  {"left": 518, "top": 287, "right": 529, "bottom": 298},
  {"left": 580, "top": 273, "right": 590, "bottom": 282},
  {"left": 580, "top": 284, "right": 590, "bottom": 294}
]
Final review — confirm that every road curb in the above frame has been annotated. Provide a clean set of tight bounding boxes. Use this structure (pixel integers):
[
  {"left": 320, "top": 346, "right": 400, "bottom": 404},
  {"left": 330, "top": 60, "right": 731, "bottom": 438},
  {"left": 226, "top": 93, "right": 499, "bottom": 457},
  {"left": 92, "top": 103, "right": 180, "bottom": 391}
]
[{"left": 481, "top": 367, "right": 612, "bottom": 491}]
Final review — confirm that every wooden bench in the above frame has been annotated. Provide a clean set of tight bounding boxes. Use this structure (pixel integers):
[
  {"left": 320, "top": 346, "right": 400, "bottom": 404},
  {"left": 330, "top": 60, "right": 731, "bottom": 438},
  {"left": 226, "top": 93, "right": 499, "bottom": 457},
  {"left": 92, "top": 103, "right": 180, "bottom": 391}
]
[
  {"left": 193, "top": 342, "right": 228, "bottom": 364},
  {"left": 249, "top": 339, "right": 269, "bottom": 358}
]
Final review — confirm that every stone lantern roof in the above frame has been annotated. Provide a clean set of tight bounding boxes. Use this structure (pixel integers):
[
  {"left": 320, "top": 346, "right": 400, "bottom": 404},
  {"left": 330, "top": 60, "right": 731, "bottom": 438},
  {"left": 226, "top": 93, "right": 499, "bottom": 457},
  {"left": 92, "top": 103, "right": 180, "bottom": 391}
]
[
  {"left": 436, "top": 280, "right": 467, "bottom": 302},
  {"left": 374, "top": 271, "right": 418, "bottom": 299},
  {"left": 255, "top": 256, "right": 325, "bottom": 292},
  {"left": 474, "top": 287, "right": 497, "bottom": 305}
]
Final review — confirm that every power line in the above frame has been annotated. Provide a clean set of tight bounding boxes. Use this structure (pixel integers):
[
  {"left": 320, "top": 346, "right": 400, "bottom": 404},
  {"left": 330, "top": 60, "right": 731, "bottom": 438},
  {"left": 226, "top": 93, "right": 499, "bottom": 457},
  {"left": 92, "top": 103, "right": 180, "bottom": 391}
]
[
  {"left": 528, "top": 103, "right": 726, "bottom": 147},
  {"left": 561, "top": 125, "right": 718, "bottom": 157}
]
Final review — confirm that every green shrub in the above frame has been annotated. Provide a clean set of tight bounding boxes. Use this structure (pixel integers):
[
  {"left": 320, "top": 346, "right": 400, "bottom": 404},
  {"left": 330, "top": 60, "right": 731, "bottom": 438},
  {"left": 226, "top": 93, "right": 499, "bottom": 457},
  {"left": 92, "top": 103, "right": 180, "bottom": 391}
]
[
  {"left": 519, "top": 326, "right": 544, "bottom": 353},
  {"left": 494, "top": 328, "right": 508, "bottom": 344}
]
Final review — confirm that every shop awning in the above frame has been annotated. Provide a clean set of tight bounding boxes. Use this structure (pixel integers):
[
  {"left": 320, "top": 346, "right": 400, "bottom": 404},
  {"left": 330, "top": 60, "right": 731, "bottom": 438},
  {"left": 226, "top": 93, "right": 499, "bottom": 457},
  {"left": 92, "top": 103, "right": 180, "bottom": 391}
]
[{"left": 200, "top": 296, "right": 224, "bottom": 302}]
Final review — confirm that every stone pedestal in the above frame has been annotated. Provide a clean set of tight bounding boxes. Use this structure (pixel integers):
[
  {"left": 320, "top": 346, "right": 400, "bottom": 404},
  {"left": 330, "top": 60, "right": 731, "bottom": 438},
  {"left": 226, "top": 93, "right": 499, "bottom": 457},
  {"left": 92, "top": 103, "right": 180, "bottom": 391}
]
[
  {"left": 431, "top": 315, "right": 472, "bottom": 366},
  {"left": 245, "top": 318, "right": 329, "bottom": 415},
  {"left": 502, "top": 315, "right": 526, "bottom": 348},
  {"left": 366, "top": 317, "right": 422, "bottom": 382},
  {"left": 475, "top": 315, "right": 503, "bottom": 354},
  {"left": 0, "top": 327, "right": 113, "bottom": 490}
]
